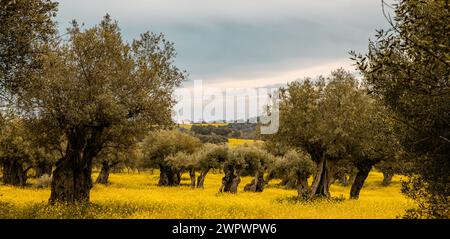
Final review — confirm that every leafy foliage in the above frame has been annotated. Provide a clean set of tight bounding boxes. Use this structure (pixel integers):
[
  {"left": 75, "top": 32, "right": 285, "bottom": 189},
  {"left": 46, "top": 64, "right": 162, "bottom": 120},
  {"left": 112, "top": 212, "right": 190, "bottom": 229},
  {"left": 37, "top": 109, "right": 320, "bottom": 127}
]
[
  {"left": 0, "top": 0, "right": 58, "bottom": 100},
  {"left": 142, "top": 130, "right": 201, "bottom": 169},
  {"left": 269, "top": 69, "right": 400, "bottom": 198},
  {"left": 352, "top": 0, "right": 450, "bottom": 218}
]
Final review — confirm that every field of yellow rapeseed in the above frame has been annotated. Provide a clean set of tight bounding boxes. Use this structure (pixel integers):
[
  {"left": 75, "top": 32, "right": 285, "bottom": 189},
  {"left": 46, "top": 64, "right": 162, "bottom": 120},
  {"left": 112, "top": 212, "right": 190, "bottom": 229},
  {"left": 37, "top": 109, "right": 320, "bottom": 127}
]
[
  {"left": 227, "top": 138, "right": 263, "bottom": 147},
  {"left": 0, "top": 170, "right": 413, "bottom": 219}
]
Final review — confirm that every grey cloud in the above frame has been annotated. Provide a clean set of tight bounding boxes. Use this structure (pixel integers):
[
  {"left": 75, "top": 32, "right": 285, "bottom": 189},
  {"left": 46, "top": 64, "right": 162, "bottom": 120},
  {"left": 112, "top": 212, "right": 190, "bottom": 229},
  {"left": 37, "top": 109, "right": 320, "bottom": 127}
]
[{"left": 55, "top": 0, "right": 389, "bottom": 82}]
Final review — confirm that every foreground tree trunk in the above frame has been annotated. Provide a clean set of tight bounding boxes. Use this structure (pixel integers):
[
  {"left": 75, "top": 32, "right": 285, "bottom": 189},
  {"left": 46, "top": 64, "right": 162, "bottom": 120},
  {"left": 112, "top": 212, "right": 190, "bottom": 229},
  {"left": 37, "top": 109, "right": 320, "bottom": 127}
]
[
  {"left": 50, "top": 152, "right": 92, "bottom": 203},
  {"left": 196, "top": 167, "right": 210, "bottom": 188},
  {"left": 310, "top": 155, "right": 334, "bottom": 198},
  {"left": 2, "top": 159, "right": 30, "bottom": 186},
  {"left": 49, "top": 128, "right": 103, "bottom": 203},
  {"left": 349, "top": 164, "right": 372, "bottom": 199},
  {"left": 35, "top": 160, "right": 53, "bottom": 178},
  {"left": 158, "top": 164, "right": 182, "bottom": 186},
  {"left": 382, "top": 172, "right": 393, "bottom": 186}
]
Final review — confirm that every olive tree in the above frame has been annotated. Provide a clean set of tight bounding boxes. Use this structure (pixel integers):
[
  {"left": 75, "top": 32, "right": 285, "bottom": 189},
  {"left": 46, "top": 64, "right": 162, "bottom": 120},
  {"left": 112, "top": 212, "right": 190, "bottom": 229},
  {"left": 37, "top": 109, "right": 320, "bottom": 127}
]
[
  {"left": 93, "top": 124, "right": 142, "bottom": 184},
  {"left": 347, "top": 103, "right": 400, "bottom": 199},
  {"left": 193, "top": 143, "right": 228, "bottom": 188},
  {"left": 352, "top": 0, "right": 450, "bottom": 217},
  {"left": 94, "top": 145, "right": 140, "bottom": 185},
  {"left": 331, "top": 158, "right": 357, "bottom": 187},
  {"left": 0, "top": 118, "right": 34, "bottom": 185},
  {"left": 376, "top": 154, "right": 412, "bottom": 187},
  {"left": 1, "top": 1, "right": 58, "bottom": 177},
  {"left": 269, "top": 69, "right": 400, "bottom": 199},
  {"left": 219, "top": 145, "right": 272, "bottom": 193},
  {"left": 0, "top": 0, "right": 57, "bottom": 101},
  {"left": 27, "top": 117, "right": 64, "bottom": 178},
  {"left": 270, "top": 69, "right": 364, "bottom": 197},
  {"left": 142, "top": 130, "right": 201, "bottom": 186},
  {"left": 164, "top": 151, "right": 197, "bottom": 187}
]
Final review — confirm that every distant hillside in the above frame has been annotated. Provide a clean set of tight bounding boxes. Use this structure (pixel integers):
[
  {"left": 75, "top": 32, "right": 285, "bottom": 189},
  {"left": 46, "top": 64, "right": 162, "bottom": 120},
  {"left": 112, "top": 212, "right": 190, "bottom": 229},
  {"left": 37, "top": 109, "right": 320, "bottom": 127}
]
[{"left": 179, "top": 122, "right": 259, "bottom": 141}]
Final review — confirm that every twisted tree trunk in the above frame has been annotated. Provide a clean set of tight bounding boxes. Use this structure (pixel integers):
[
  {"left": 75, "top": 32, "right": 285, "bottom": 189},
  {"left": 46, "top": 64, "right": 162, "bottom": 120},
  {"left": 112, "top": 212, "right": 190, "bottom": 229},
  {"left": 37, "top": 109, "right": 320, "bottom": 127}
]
[
  {"left": 189, "top": 168, "right": 196, "bottom": 188},
  {"left": 95, "top": 161, "right": 115, "bottom": 184},
  {"left": 158, "top": 164, "right": 169, "bottom": 186},
  {"left": 244, "top": 172, "right": 265, "bottom": 192},
  {"left": 158, "top": 164, "right": 182, "bottom": 186},
  {"left": 196, "top": 167, "right": 210, "bottom": 188},
  {"left": 349, "top": 164, "right": 372, "bottom": 199},
  {"left": 219, "top": 165, "right": 239, "bottom": 193},
  {"left": 49, "top": 127, "right": 103, "bottom": 204},
  {"left": 310, "top": 154, "right": 334, "bottom": 198}
]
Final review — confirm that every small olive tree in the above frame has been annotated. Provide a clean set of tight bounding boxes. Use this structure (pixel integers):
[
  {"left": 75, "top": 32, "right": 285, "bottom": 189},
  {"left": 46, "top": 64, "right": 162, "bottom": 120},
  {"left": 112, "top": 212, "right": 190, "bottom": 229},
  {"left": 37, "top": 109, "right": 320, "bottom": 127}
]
[
  {"left": 219, "top": 145, "right": 272, "bottom": 193},
  {"left": 0, "top": 118, "right": 34, "bottom": 186},
  {"left": 142, "top": 130, "right": 201, "bottom": 186},
  {"left": 192, "top": 143, "right": 228, "bottom": 188},
  {"left": 0, "top": 116, "right": 64, "bottom": 186}
]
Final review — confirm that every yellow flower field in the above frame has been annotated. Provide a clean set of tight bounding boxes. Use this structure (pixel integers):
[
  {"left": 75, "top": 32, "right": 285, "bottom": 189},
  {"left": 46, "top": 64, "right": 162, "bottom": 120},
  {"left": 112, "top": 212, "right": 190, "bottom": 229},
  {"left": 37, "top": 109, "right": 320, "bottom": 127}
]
[
  {"left": 0, "top": 170, "right": 414, "bottom": 219},
  {"left": 227, "top": 138, "right": 263, "bottom": 147}
]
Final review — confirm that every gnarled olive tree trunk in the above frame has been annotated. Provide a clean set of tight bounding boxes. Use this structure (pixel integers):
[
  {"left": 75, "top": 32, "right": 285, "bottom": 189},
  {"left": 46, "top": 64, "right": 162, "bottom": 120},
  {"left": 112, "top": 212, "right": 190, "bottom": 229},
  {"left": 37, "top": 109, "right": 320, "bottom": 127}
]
[
  {"left": 349, "top": 164, "right": 372, "bottom": 199},
  {"left": 158, "top": 164, "right": 182, "bottom": 186},
  {"left": 2, "top": 159, "right": 31, "bottom": 186},
  {"left": 49, "top": 128, "right": 103, "bottom": 204},
  {"left": 219, "top": 165, "right": 240, "bottom": 193},
  {"left": 196, "top": 167, "right": 210, "bottom": 188},
  {"left": 310, "top": 154, "right": 334, "bottom": 198},
  {"left": 350, "top": 159, "right": 382, "bottom": 199}
]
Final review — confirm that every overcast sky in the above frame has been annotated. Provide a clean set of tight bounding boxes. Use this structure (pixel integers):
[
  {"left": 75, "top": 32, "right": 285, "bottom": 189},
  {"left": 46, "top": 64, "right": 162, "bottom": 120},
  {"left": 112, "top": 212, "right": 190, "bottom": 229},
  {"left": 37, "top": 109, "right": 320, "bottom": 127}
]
[{"left": 55, "top": 0, "right": 389, "bottom": 89}]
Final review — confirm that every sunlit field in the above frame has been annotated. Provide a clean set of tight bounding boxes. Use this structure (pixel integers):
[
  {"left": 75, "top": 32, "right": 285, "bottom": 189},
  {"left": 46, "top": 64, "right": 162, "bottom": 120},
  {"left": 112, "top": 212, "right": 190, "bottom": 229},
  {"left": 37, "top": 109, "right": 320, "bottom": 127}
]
[
  {"left": 0, "top": 170, "right": 413, "bottom": 219},
  {"left": 227, "top": 138, "right": 263, "bottom": 147}
]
